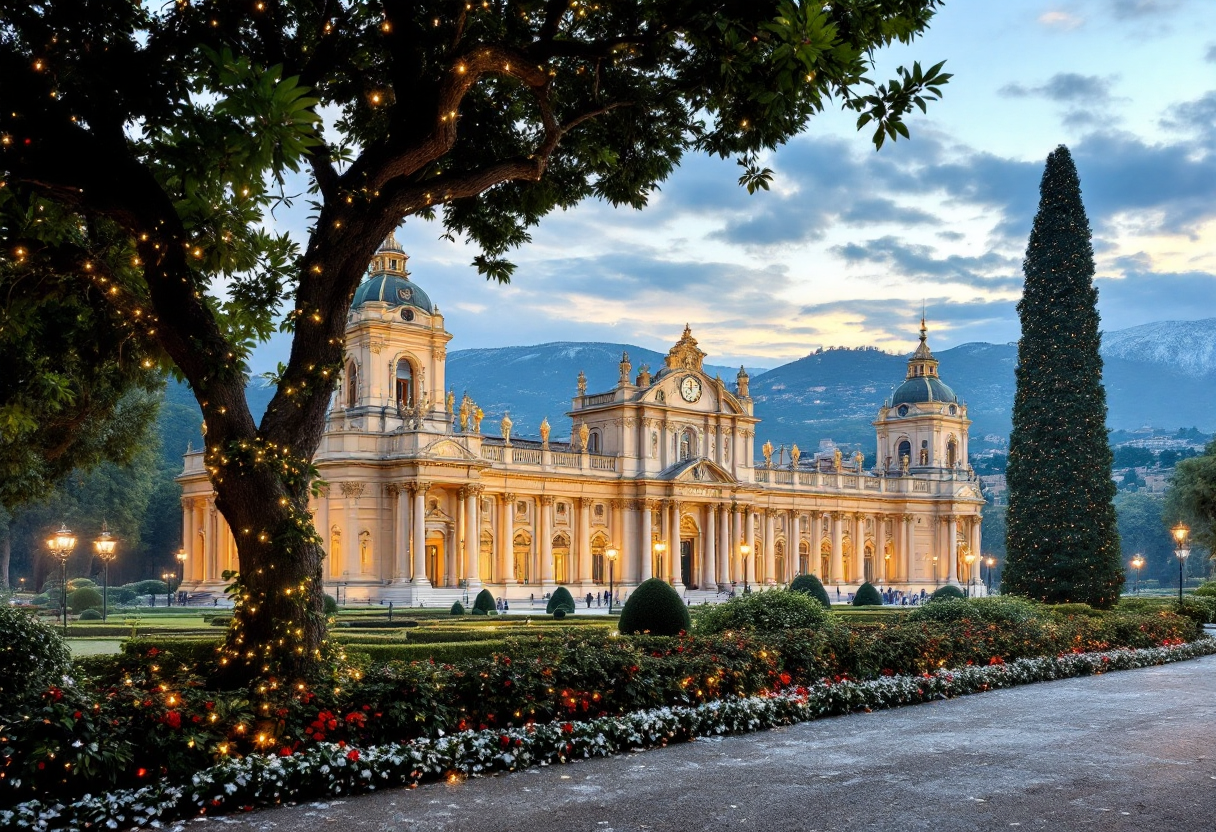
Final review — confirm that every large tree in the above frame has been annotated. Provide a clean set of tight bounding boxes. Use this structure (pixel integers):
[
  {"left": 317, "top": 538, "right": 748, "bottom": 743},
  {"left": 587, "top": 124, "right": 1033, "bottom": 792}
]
[
  {"left": 1002, "top": 146, "right": 1122, "bottom": 607},
  {"left": 1165, "top": 439, "right": 1216, "bottom": 557},
  {"left": 0, "top": 0, "right": 950, "bottom": 680}
]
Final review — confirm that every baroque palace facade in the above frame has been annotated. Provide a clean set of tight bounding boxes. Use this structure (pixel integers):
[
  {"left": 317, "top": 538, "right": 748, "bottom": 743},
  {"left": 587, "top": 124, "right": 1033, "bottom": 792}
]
[{"left": 178, "top": 237, "right": 985, "bottom": 603}]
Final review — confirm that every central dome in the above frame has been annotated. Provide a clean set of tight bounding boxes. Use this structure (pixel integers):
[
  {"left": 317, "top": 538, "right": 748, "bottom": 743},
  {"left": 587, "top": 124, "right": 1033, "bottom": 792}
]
[
  {"left": 892, "top": 375, "right": 957, "bottom": 405},
  {"left": 351, "top": 272, "right": 434, "bottom": 314}
]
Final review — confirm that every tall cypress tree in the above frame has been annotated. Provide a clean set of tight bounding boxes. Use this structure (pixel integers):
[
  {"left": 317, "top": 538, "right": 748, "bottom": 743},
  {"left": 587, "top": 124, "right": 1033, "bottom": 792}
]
[{"left": 1003, "top": 146, "right": 1123, "bottom": 608}]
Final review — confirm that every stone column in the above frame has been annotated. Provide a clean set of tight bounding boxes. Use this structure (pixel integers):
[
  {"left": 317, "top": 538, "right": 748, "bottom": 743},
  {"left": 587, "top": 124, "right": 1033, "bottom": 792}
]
[
  {"left": 703, "top": 504, "right": 717, "bottom": 590},
  {"left": 611, "top": 499, "right": 625, "bottom": 583},
  {"left": 947, "top": 515, "right": 959, "bottom": 585},
  {"left": 663, "top": 500, "right": 676, "bottom": 584},
  {"left": 340, "top": 482, "right": 363, "bottom": 577},
  {"left": 830, "top": 512, "right": 843, "bottom": 585},
  {"left": 715, "top": 505, "right": 728, "bottom": 588},
  {"left": 540, "top": 496, "right": 555, "bottom": 585},
  {"left": 744, "top": 506, "right": 756, "bottom": 586},
  {"left": 500, "top": 493, "right": 515, "bottom": 586},
  {"left": 411, "top": 483, "right": 430, "bottom": 587},
  {"left": 670, "top": 500, "right": 684, "bottom": 590},
  {"left": 392, "top": 485, "right": 410, "bottom": 582},
  {"left": 577, "top": 498, "right": 592, "bottom": 587},
  {"left": 464, "top": 487, "right": 482, "bottom": 589},
  {"left": 763, "top": 509, "right": 776, "bottom": 585},
  {"left": 638, "top": 500, "right": 653, "bottom": 582},
  {"left": 791, "top": 510, "right": 802, "bottom": 580},
  {"left": 902, "top": 514, "right": 914, "bottom": 584},
  {"left": 731, "top": 504, "right": 743, "bottom": 584},
  {"left": 809, "top": 511, "right": 822, "bottom": 579},
  {"left": 206, "top": 500, "right": 219, "bottom": 581}
]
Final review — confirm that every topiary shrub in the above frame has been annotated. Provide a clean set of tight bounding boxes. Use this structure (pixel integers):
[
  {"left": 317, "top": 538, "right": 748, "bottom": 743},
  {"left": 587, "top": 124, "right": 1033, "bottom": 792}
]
[
  {"left": 78, "top": 608, "right": 103, "bottom": 621},
  {"left": 965, "top": 596, "right": 1040, "bottom": 625},
  {"left": 929, "top": 585, "right": 966, "bottom": 602},
  {"left": 105, "top": 587, "right": 137, "bottom": 605},
  {"left": 852, "top": 582, "right": 882, "bottom": 606},
  {"left": 472, "top": 588, "right": 496, "bottom": 614},
  {"left": 1194, "top": 581, "right": 1216, "bottom": 598},
  {"left": 0, "top": 605, "right": 71, "bottom": 712},
  {"left": 67, "top": 578, "right": 96, "bottom": 590},
  {"left": 553, "top": 608, "right": 567, "bottom": 620},
  {"left": 1049, "top": 602, "right": 1103, "bottom": 619},
  {"left": 68, "top": 586, "right": 103, "bottom": 614},
  {"left": 323, "top": 594, "right": 338, "bottom": 615},
  {"left": 1175, "top": 596, "right": 1216, "bottom": 627},
  {"left": 450, "top": 601, "right": 465, "bottom": 616},
  {"left": 471, "top": 607, "right": 487, "bottom": 615},
  {"left": 546, "top": 586, "right": 576, "bottom": 615},
  {"left": 618, "top": 578, "right": 691, "bottom": 636},
  {"left": 128, "top": 579, "right": 169, "bottom": 597},
  {"left": 789, "top": 574, "right": 832, "bottom": 608},
  {"left": 696, "top": 589, "right": 831, "bottom": 635},
  {"left": 30, "top": 594, "right": 50, "bottom": 607}
]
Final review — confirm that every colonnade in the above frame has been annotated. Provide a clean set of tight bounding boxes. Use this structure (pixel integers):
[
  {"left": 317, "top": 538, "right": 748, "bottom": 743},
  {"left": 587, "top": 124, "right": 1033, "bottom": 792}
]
[{"left": 179, "top": 490, "right": 983, "bottom": 593}]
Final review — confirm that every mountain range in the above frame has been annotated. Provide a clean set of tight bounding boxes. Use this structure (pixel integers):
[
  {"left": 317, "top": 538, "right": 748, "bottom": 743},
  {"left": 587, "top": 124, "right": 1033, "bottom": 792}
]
[{"left": 161, "top": 318, "right": 1216, "bottom": 463}]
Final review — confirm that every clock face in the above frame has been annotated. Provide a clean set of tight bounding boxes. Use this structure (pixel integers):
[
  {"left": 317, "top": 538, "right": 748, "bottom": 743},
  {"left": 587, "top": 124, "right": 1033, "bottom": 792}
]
[{"left": 680, "top": 376, "right": 702, "bottom": 403}]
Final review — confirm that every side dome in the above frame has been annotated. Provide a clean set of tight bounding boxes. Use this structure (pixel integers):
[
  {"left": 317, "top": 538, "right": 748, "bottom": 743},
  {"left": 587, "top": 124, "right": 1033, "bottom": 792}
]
[
  {"left": 892, "top": 376, "right": 958, "bottom": 405},
  {"left": 351, "top": 273, "right": 434, "bottom": 314}
]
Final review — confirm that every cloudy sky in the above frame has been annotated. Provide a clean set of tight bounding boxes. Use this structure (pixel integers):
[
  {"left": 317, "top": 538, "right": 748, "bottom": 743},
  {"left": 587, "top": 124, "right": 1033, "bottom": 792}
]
[{"left": 253, "top": 0, "right": 1216, "bottom": 374}]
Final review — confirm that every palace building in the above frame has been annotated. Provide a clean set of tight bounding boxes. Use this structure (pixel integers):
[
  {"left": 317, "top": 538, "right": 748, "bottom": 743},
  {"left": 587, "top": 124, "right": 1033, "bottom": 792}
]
[{"left": 178, "top": 236, "right": 986, "bottom": 604}]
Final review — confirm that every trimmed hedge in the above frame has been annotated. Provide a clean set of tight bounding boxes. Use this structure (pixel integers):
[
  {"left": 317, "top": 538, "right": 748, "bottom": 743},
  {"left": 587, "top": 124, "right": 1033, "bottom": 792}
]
[
  {"left": 789, "top": 574, "right": 832, "bottom": 609},
  {"left": 79, "top": 609, "right": 103, "bottom": 621},
  {"left": 547, "top": 586, "right": 576, "bottom": 615},
  {"left": 344, "top": 640, "right": 506, "bottom": 665},
  {"left": 0, "top": 606, "right": 71, "bottom": 712},
  {"left": 619, "top": 578, "right": 691, "bottom": 636},
  {"left": 852, "top": 582, "right": 882, "bottom": 606},
  {"left": 68, "top": 586, "right": 104, "bottom": 614},
  {"left": 697, "top": 589, "right": 834, "bottom": 634},
  {"left": 929, "top": 585, "right": 966, "bottom": 602}
]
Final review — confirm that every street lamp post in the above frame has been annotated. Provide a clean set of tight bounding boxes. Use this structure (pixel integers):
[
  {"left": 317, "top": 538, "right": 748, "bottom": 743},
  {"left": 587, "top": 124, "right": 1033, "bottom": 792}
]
[
  {"left": 963, "top": 550, "right": 977, "bottom": 597},
  {"left": 984, "top": 556, "right": 996, "bottom": 595},
  {"left": 45, "top": 524, "right": 77, "bottom": 634},
  {"left": 1130, "top": 554, "right": 1145, "bottom": 595},
  {"left": 653, "top": 541, "right": 667, "bottom": 584},
  {"left": 605, "top": 546, "right": 619, "bottom": 614},
  {"left": 175, "top": 548, "right": 188, "bottom": 606},
  {"left": 162, "top": 570, "right": 175, "bottom": 607},
  {"left": 1171, "top": 523, "right": 1190, "bottom": 604},
  {"left": 94, "top": 522, "right": 118, "bottom": 622},
  {"left": 740, "top": 543, "right": 752, "bottom": 594},
  {"left": 932, "top": 555, "right": 939, "bottom": 589}
]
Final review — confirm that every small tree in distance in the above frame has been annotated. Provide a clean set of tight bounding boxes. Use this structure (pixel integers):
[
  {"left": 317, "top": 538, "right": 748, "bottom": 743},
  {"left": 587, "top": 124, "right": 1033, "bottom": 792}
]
[{"left": 1003, "top": 146, "right": 1122, "bottom": 608}]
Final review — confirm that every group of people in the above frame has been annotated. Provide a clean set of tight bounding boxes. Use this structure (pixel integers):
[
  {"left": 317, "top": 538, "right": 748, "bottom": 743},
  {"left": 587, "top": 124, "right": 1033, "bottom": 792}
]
[{"left": 835, "top": 586, "right": 930, "bottom": 606}]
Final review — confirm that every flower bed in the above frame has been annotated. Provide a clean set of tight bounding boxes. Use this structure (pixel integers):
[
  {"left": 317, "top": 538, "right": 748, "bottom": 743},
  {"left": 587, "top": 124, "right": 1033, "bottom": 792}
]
[{"left": 6, "top": 638, "right": 1213, "bottom": 832}]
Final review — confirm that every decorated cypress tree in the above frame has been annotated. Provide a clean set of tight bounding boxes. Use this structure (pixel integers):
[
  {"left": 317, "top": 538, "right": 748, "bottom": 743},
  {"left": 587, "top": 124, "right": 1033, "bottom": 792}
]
[{"left": 1003, "top": 146, "right": 1123, "bottom": 608}]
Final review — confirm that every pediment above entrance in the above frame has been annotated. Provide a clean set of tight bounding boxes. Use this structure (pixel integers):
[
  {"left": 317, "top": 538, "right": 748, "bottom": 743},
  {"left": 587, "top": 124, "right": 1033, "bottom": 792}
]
[
  {"left": 420, "top": 438, "right": 478, "bottom": 461},
  {"left": 661, "top": 457, "right": 737, "bottom": 484}
]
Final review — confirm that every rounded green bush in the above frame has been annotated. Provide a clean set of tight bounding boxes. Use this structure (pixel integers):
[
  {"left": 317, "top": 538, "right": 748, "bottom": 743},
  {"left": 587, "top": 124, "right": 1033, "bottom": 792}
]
[
  {"left": 1049, "top": 602, "right": 1103, "bottom": 619},
  {"left": 906, "top": 597, "right": 970, "bottom": 623},
  {"left": 0, "top": 605, "right": 71, "bottom": 712},
  {"left": 30, "top": 594, "right": 50, "bottom": 607},
  {"left": 105, "top": 587, "right": 137, "bottom": 605},
  {"left": 696, "top": 589, "right": 831, "bottom": 635},
  {"left": 472, "top": 588, "right": 496, "bottom": 614},
  {"left": 471, "top": 607, "right": 487, "bottom": 615},
  {"left": 323, "top": 594, "right": 338, "bottom": 615},
  {"left": 449, "top": 601, "right": 465, "bottom": 616},
  {"left": 68, "top": 586, "right": 103, "bottom": 614},
  {"left": 78, "top": 608, "right": 103, "bottom": 621},
  {"left": 789, "top": 574, "right": 832, "bottom": 608},
  {"left": 546, "top": 586, "right": 576, "bottom": 615},
  {"left": 67, "top": 578, "right": 96, "bottom": 590},
  {"left": 128, "top": 579, "right": 169, "bottom": 596},
  {"left": 553, "top": 608, "right": 567, "bottom": 620},
  {"left": 852, "top": 582, "right": 882, "bottom": 606},
  {"left": 929, "top": 585, "right": 966, "bottom": 602},
  {"left": 966, "top": 596, "right": 1039, "bottom": 625},
  {"left": 618, "top": 578, "right": 691, "bottom": 636},
  {"left": 1193, "top": 581, "right": 1216, "bottom": 599}
]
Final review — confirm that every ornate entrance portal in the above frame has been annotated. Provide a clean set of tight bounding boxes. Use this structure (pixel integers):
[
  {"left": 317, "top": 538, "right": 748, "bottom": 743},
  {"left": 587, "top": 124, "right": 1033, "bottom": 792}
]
[{"left": 680, "top": 539, "right": 693, "bottom": 588}]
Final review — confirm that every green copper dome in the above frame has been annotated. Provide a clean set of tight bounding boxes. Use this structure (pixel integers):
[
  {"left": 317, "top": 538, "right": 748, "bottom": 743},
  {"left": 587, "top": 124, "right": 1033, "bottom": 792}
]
[
  {"left": 351, "top": 272, "right": 434, "bottom": 314},
  {"left": 892, "top": 376, "right": 958, "bottom": 405}
]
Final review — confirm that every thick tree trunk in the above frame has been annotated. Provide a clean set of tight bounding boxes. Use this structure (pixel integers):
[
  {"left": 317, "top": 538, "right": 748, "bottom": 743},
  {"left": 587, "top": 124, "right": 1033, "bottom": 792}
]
[{"left": 209, "top": 451, "right": 327, "bottom": 683}]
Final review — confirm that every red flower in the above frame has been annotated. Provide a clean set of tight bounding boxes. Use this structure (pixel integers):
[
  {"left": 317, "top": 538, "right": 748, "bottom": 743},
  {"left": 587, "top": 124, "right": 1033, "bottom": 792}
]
[
  {"left": 562, "top": 722, "right": 574, "bottom": 734},
  {"left": 346, "top": 749, "right": 360, "bottom": 761},
  {"left": 73, "top": 711, "right": 82, "bottom": 720},
  {"left": 163, "top": 711, "right": 182, "bottom": 729},
  {"left": 279, "top": 747, "right": 293, "bottom": 757},
  {"left": 778, "top": 672, "right": 792, "bottom": 686},
  {"left": 147, "top": 647, "right": 160, "bottom": 657}
]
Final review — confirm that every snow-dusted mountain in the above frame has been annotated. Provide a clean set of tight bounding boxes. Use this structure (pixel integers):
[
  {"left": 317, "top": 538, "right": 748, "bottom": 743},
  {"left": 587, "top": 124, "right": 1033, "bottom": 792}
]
[{"left": 1101, "top": 319, "right": 1216, "bottom": 377}]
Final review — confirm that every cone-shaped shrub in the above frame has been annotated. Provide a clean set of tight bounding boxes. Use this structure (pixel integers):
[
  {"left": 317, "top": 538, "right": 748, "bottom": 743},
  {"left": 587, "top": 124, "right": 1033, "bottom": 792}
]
[
  {"left": 546, "top": 586, "right": 576, "bottom": 615},
  {"left": 790, "top": 574, "right": 832, "bottom": 608},
  {"left": 930, "top": 585, "right": 966, "bottom": 602},
  {"left": 618, "top": 578, "right": 690, "bottom": 635},
  {"left": 323, "top": 594, "right": 338, "bottom": 614},
  {"left": 473, "top": 588, "right": 496, "bottom": 613},
  {"left": 449, "top": 601, "right": 465, "bottom": 616},
  {"left": 852, "top": 582, "right": 882, "bottom": 606}
]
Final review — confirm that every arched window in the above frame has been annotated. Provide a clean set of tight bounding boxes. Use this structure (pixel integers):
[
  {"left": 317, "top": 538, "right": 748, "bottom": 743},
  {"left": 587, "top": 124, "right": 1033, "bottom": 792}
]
[
  {"left": 513, "top": 531, "right": 532, "bottom": 583},
  {"left": 346, "top": 362, "right": 359, "bottom": 408},
  {"left": 588, "top": 430, "right": 601, "bottom": 455},
  {"left": 863, "top": 541, "right": 874, "bottom": 583},
  {"left": 897, "top": 439, "right": 911, "bottom": 466},
  {"left": 395, "top": 359, "right": 414, "bottom": 410},
  {"left": 591, "top": 534, "right": 608, "bottom": 584},
  {"left": 799, "top": 540, "right": 810, "bottom": 576},
  {"left": 553, "top": 533, "right": 571, "bottom": 584},
  {"left": 479, "top": 530, "right": 494, "bottom": 583},
  {"left": 774, "top": 540, "right": 785, "bottom": 585},
  {"left": 946, "top": 439, "right": 958, "bottom": 467},
  {"left": 679, "top": 428, "right": 696, "bottom": 461}
]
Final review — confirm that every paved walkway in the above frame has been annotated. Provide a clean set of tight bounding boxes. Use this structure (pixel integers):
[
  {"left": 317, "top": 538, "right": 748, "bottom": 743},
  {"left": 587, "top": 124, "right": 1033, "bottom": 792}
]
[{"left": 210, "top": 654, "right": 1216, "bottom": 832}]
